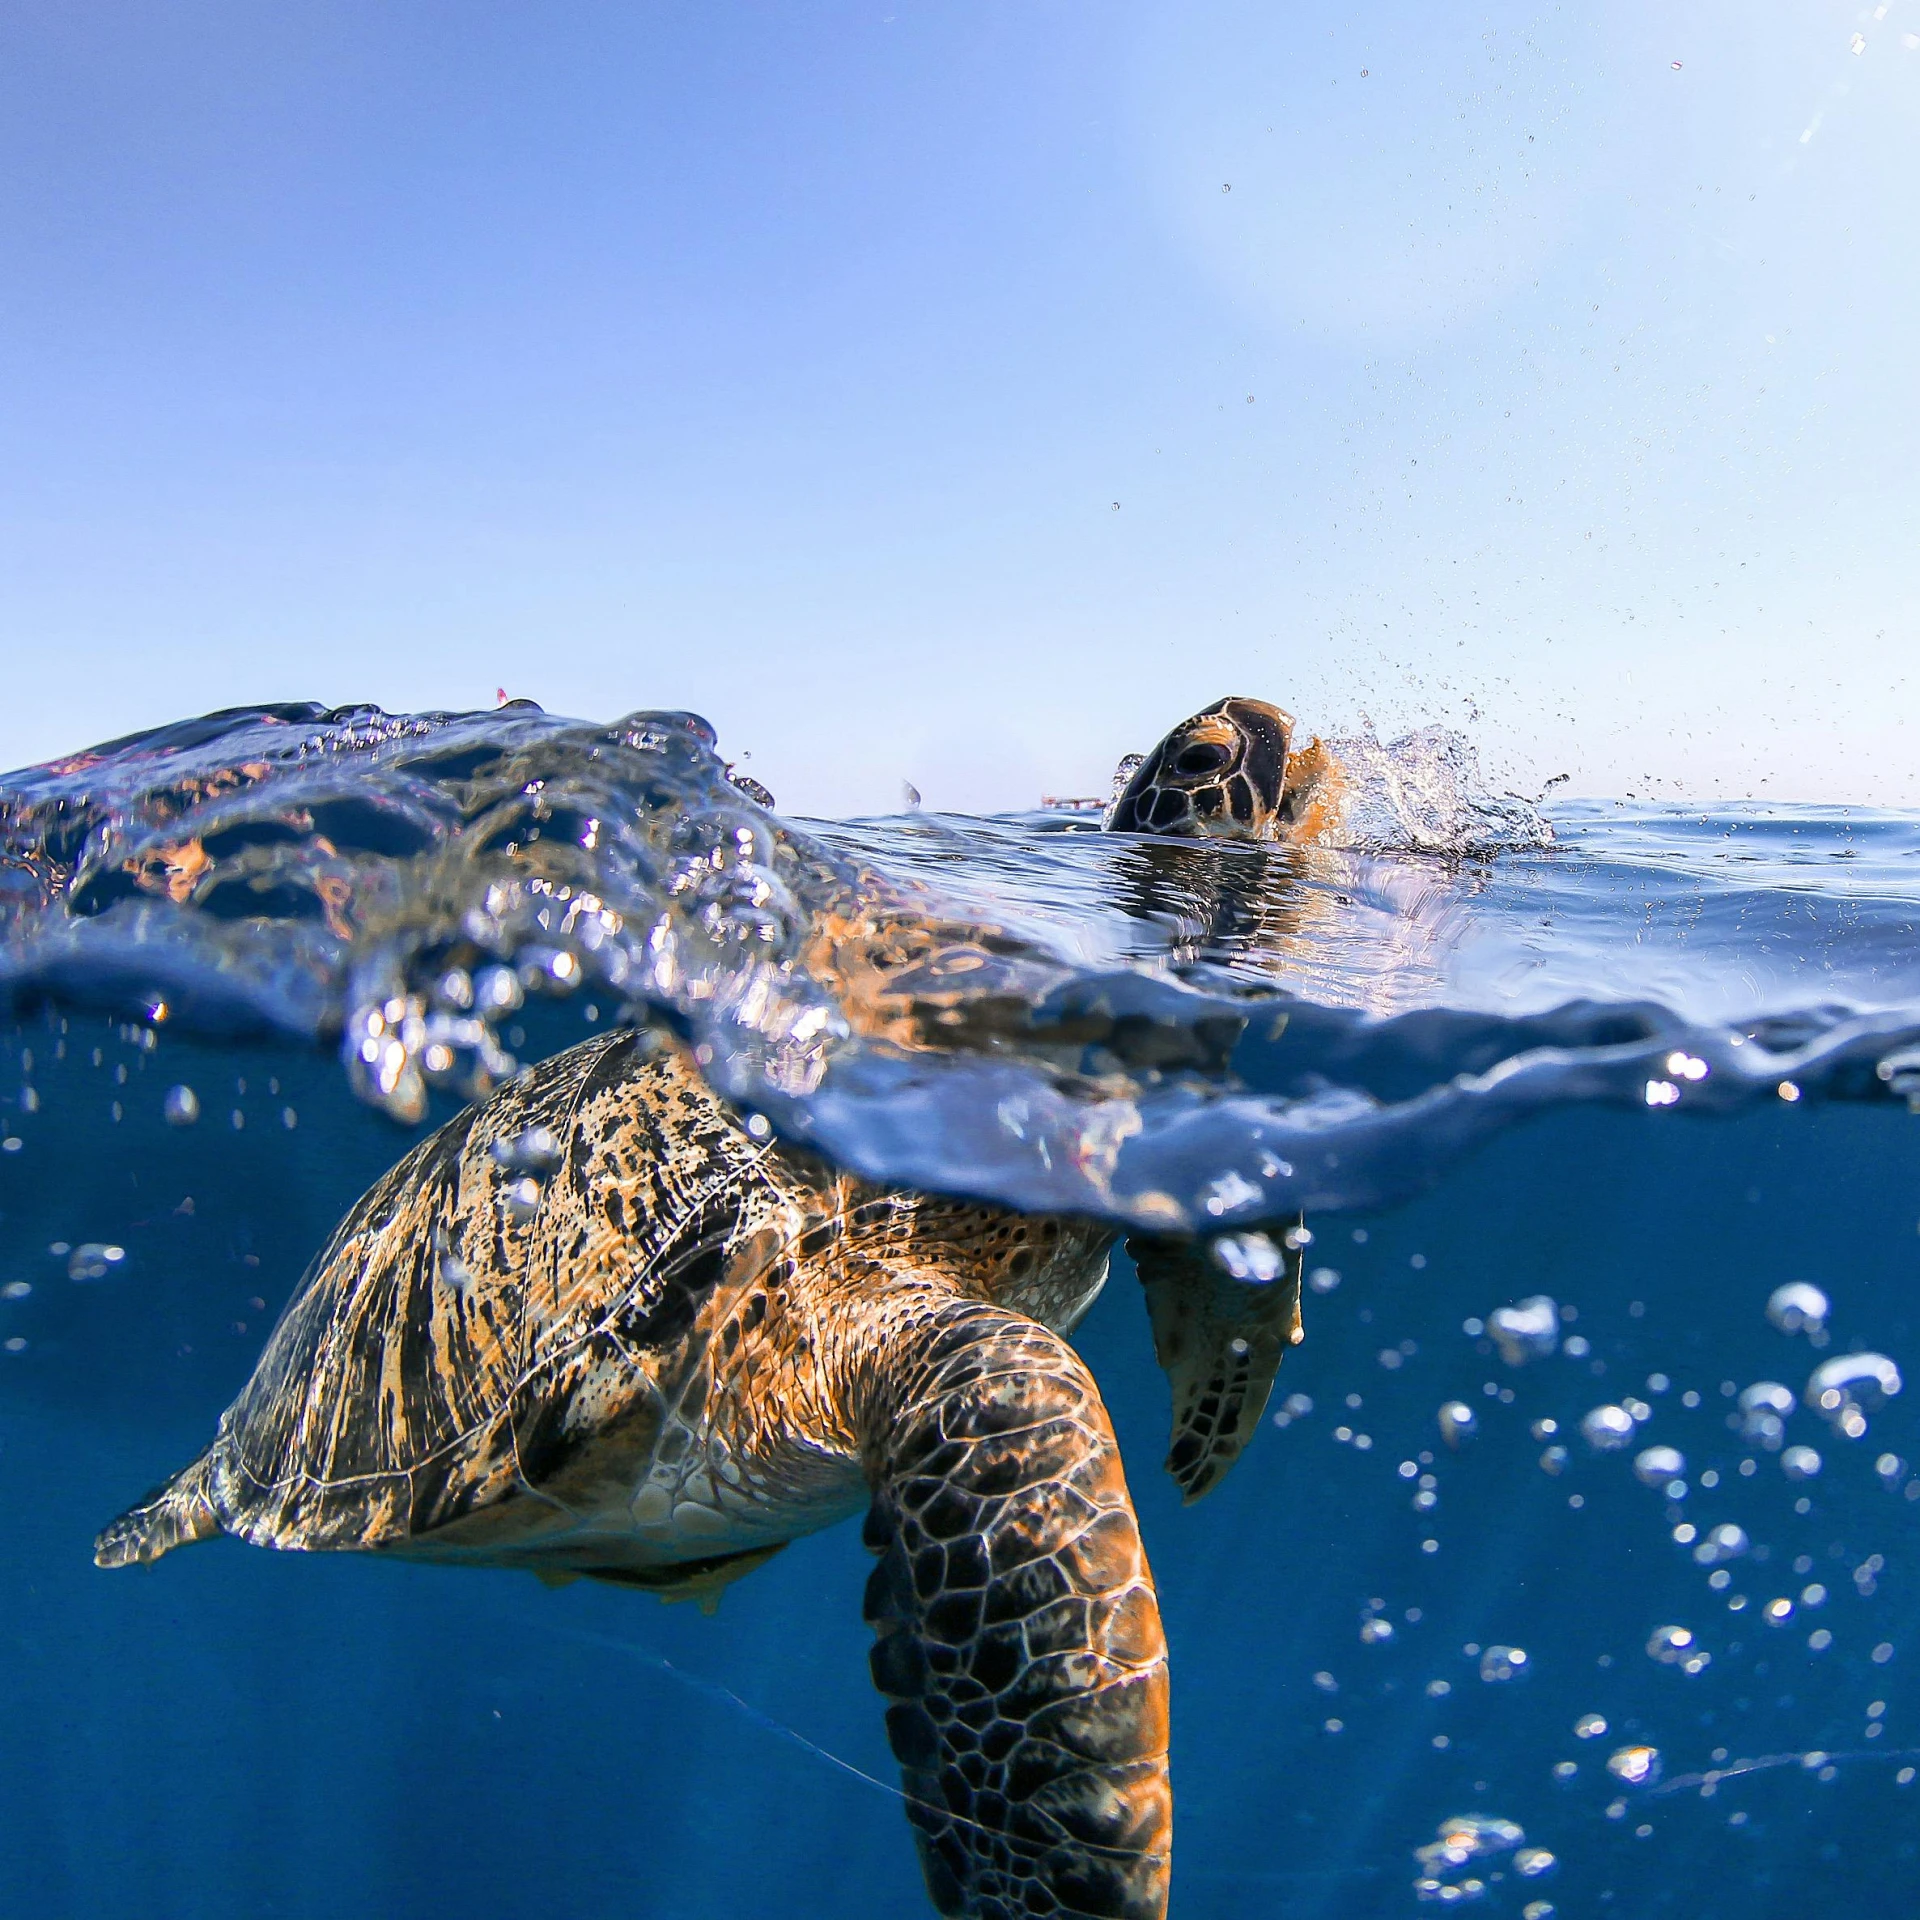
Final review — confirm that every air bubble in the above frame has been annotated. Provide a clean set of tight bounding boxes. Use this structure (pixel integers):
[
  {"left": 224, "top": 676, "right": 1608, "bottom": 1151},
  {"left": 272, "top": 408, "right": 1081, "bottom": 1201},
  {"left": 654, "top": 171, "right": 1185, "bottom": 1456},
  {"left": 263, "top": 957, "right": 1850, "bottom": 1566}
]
[
  {"left": 1647, "top": 1625, "right": 1710, "bottom": 1672},
  {"left": 1415, "top": 1814, "right": 1525, "bottom": 1873},
  {"left": 1212, "top": 1232, "right": 1285, "bottom": 1283},
  {"left": 162, "top": 1085, "right": 200, "bottom": 1126},
  {"left": 1767, "top": 1282, "right": 1829, "bottom": 1337},
  {"left": 67, "top": 1243, "right": 127, "bottom": 1283},
  {"left": 1479, "top": 1645, "right": 1528, "bottom": 1682},
  {"left": 474, "top": 966, "right": 525, "bottom": 1014},
  {"left": 1692, "top": 1523, "right": 1749, "bottom": 1566},
  {"left": 501, "top": 1176, "right": 542, "bottom": 1224},
  {"left": 1634, "top": 1445, "right": 1685, "bottom": 1487},
  {"left": 1782, "top": 1445, "right": 1822, "bottom": 1480},
  {"left": 1487, "top": 1295, "right": 1558, "bottom": 1366},
  {"left": 490, "top": 1127, "right": 563, "bottom": 1176},
  {"left": 1607, "top": 1745, "right": 1661, "bottom": 1786},
  {"left": 1581, "top": 1405, "right": 1635, "bottom": 1452},
  {"left": 1574, "top": 1713, "right": 1608, "bottom": 1739},
  {"left": 1439, "top": 1402, "right": 1477, "bottom": 1448},
  {"left": 1806, "top": 1353, "right": 1902, "bottom": 1430},
  {"left": 1307, "top": 1266, "right": 1342, "bottom": 1293}
]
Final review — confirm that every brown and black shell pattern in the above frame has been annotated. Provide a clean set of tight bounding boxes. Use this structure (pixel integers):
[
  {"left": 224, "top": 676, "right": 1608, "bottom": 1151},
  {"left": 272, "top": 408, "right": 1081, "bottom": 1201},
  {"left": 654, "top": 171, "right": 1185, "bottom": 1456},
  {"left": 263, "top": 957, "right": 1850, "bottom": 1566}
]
[{"left": 96, "top": 1026, "right": 1116, "bottom": 1583}]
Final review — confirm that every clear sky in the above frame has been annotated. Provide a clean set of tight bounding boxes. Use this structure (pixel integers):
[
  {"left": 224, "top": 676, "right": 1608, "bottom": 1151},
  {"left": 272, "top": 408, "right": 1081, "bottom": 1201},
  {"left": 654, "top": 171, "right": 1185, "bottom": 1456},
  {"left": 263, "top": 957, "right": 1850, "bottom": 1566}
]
[{"left": 3, "top": 2, "right": 1916, "bottom": 814}]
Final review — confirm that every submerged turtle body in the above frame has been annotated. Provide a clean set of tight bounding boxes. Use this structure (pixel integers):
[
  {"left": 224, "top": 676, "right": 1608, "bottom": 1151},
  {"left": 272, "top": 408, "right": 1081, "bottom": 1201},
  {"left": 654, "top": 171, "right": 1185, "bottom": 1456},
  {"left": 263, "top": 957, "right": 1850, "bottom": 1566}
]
[
  {"left": 98, "top": 696, "right": 1316, "bottom": 1920},
  {"left": 101, "top": 1027, "right": 1113, "bottom": 1580}
]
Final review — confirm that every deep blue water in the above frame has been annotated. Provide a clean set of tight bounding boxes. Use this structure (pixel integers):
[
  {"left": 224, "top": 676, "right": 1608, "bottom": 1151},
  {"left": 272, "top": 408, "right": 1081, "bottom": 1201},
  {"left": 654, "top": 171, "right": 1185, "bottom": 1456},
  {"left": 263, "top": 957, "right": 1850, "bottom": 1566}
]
[{"left": 4, "top": 706, "right": 1918, "bottom": 1917}]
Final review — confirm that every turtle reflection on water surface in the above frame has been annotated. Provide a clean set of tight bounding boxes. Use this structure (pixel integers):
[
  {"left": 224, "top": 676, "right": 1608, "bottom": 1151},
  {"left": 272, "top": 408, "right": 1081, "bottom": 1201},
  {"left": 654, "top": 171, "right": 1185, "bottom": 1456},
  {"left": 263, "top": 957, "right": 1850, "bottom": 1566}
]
[{"left": 98, "top": 698, "right": 1339, "bottom": 1920}]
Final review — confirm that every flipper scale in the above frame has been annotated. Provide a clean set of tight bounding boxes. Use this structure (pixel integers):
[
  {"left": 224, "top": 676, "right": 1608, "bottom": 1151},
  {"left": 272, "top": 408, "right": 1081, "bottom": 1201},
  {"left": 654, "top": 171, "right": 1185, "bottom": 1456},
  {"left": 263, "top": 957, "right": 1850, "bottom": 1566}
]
[{"left": 858, "top": 1297, "right": 1170, "bottom": 1920}]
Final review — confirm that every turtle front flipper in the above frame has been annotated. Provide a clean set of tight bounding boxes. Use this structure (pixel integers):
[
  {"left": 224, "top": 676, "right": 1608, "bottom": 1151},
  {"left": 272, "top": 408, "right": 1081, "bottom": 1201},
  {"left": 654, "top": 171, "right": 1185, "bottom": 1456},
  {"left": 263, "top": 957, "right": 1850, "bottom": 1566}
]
[
  {"left": 856, "top": 1296, "right": 1170, "bottom": 1920},
  {"left": 1127, "top": 1228, "right": 1305, "bottom": 1503}
]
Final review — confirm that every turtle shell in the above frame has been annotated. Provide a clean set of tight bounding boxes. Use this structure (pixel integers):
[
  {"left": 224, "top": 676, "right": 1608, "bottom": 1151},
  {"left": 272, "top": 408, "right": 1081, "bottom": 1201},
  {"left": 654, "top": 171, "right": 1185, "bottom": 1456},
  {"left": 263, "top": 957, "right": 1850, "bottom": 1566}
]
[{"left": 200, "top": 1025, "right": 804, "bottom": 1556}]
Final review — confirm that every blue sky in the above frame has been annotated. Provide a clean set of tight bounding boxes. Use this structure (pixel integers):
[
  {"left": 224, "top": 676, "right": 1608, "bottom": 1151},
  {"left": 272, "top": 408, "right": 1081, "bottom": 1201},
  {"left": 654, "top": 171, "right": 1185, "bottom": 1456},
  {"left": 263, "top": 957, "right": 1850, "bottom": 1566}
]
[{"left": 3, "top": 1, "right": 1916, "bottom": 813}]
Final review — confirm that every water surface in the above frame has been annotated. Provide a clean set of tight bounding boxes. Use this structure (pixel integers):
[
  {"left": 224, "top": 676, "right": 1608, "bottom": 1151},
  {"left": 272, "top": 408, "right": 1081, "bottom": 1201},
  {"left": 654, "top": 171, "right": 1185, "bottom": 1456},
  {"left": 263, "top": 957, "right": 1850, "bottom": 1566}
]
[{"left": 3, "top": 705, "right": 1916, "bottom": 1917}]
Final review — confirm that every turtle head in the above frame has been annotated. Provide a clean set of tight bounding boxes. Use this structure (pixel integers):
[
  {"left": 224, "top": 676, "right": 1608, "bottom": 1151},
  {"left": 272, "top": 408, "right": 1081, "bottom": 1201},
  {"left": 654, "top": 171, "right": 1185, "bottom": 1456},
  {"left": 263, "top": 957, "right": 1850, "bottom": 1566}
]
[{"left": 1104, "top": 697, "right": 1292, "bottom": 839}]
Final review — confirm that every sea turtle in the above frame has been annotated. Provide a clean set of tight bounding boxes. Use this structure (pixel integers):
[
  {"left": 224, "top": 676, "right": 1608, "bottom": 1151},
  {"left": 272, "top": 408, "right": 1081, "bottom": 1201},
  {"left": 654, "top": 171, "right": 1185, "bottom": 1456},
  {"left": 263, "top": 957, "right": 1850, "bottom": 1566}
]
[
  {"left": 1105, "top": 695, "right": 1347, "bottom": 844},
  {"left": 97, "top": 697, "right": 1318, "bottom": 1920}
]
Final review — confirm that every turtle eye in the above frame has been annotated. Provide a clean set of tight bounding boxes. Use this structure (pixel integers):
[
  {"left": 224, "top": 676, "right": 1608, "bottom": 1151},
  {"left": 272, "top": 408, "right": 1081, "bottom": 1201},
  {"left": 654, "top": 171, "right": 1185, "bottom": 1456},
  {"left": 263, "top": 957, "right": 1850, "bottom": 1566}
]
[{"left": 1173, "top": 741, "right": 1231, "bottom": 777}]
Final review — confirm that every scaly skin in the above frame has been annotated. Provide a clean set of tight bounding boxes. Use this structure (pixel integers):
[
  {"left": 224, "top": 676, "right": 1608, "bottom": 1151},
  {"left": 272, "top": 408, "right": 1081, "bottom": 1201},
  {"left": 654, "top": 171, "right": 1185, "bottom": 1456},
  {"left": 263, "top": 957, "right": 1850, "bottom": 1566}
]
[{"left": 852, "top": 1296, "right": 1170, "bottom": 1920}]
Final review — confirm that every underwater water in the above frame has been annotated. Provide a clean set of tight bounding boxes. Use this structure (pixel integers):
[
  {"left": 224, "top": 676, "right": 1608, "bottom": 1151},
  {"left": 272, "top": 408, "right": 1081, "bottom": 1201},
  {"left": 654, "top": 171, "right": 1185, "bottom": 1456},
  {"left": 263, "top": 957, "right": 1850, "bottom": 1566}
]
[{"left": 2, "top": 704, "right": 1917, "bottom": 1918}]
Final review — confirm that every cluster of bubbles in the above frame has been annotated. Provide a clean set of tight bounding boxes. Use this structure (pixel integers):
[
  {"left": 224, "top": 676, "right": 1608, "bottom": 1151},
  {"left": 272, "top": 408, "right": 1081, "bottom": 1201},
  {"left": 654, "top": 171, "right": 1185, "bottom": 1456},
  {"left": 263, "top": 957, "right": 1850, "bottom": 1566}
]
[
  {"left": 1412, "top": 1812, "right": 1557, "bottom": 1908},
  {"left": 1363, "top": 1264, "right": 1911, "bottom": 1907}
]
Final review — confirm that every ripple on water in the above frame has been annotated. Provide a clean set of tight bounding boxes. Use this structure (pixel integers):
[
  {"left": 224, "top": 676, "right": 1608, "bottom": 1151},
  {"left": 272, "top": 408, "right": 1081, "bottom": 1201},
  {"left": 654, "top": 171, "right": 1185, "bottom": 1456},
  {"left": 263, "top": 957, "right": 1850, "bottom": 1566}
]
[{"left": 6, "top": 706, "right": 1920, "bottom": 1232}]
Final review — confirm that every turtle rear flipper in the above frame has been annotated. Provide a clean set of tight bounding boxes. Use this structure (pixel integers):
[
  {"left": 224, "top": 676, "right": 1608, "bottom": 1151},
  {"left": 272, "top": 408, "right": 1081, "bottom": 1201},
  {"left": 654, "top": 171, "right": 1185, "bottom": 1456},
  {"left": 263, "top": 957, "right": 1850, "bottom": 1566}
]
[
  {"left": 858, "top": 1297, "right": 1170, "bottom": 1920},
  {"left": 95, "top": 1450, "right": 222, "bottom": 1568},
  {"left": 1128, "top": 1228, "right": 1305, "bottom": 1504}
]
